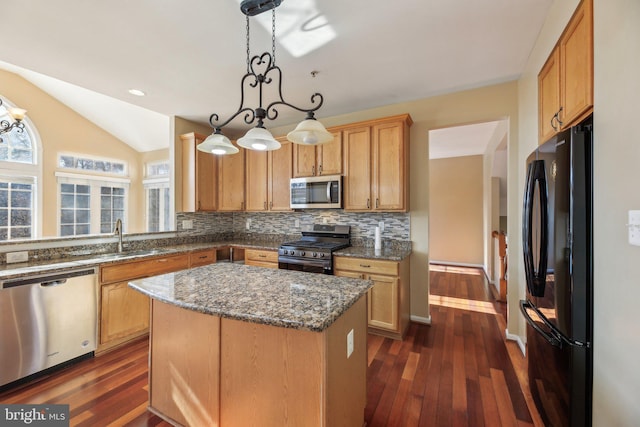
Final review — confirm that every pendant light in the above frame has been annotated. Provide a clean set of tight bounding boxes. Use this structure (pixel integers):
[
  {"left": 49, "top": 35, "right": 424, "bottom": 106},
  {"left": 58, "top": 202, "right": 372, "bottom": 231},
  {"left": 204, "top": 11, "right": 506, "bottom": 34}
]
[
  {"left": 197, "top": 129, "right": 239, "bottom": 155},
  {"left": 199, "top": 0, "right": 331, "bottom": 155}
]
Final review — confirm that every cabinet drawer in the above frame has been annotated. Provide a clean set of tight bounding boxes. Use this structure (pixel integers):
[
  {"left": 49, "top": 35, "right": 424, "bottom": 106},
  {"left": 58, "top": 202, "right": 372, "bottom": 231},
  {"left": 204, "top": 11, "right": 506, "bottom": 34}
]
[
  {"left": 190, "top": 249, "right": 217, "bottom": 267},
  {"left": 245, "top": 249, "right": 278, "bottom": 264},
  {"left": 100, "top": 254, "right": 190, "bottom": 284},
  {"left": 333, "top": 257, "right": 398, "bottom": 276}
]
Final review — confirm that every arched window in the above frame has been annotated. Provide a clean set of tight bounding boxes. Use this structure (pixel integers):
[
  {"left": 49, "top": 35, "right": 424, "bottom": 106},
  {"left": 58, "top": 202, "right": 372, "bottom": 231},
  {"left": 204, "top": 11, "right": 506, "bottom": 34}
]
[{"left": 0, "top": 98, "right": 40, "bottom": 240}]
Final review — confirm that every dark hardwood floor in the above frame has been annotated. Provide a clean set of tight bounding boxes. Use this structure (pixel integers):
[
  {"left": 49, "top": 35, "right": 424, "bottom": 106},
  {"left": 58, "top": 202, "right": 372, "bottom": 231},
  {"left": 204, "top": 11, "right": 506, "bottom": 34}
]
[{"left": 0, "top": 265, "right": 542, "bottom": 426}]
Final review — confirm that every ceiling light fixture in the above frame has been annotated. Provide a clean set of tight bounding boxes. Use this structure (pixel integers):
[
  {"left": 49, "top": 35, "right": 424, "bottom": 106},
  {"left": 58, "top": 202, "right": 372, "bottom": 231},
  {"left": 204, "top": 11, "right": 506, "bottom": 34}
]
[
  {"left": 198, "top": 0, "right": 333, "bottom": 155},
  {"left": 0, "top": 99, "right": 27, "bottom": 143},
  {"left": 128, "top": 89, "right": 146, "bottom": 96}
]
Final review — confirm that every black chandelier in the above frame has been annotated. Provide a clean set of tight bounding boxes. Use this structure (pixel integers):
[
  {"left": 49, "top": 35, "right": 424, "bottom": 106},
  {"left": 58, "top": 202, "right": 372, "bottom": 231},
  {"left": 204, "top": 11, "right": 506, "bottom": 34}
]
[
  {"left": 0, "top": 98, "right": 27, "bottom": 143},
  {"left": 197, "top": 0, "right": 333, "bottom": 155}
]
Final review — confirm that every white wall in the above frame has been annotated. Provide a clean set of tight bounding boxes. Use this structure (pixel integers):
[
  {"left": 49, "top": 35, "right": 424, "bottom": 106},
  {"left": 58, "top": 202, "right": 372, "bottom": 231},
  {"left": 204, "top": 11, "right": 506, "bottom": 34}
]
[
  {"left": 517, "top": 0, "right": 640, "bottom": 423},
  {"left": 591, "top": 1, "right": 640, "bottom": 424}
]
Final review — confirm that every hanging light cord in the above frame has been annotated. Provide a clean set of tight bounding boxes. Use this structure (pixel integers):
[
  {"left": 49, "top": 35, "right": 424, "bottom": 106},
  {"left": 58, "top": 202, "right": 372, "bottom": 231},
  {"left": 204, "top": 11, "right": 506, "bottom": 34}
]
[{"left": 272, "top": 9, "right": 276, "bottom": 66}]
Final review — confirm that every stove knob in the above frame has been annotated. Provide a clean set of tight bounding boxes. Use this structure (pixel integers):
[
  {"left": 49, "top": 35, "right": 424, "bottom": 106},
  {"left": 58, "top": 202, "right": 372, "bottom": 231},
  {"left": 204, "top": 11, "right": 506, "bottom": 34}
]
[
  {"left": 300, "top": 251, "right": 306, "bottom": 256},
  {"left": 312, "top": 252, "right": 317, "bottom": 257},
  {"left": 319, "top": 253, "right": 325, "bottom": 258}
]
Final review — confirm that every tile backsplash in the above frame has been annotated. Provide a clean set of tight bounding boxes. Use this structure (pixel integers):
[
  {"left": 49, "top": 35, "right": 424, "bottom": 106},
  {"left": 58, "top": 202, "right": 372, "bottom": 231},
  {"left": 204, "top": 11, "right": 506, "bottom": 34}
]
[{"left": 177, "top": 210, "right": 410, "bottom": 241}]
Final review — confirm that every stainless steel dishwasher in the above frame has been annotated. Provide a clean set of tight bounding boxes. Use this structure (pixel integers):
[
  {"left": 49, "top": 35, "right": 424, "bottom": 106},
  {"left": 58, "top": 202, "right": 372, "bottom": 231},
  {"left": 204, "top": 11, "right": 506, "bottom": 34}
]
[{"left": 0, "top": 267, "right": 98, "bottom": 388}]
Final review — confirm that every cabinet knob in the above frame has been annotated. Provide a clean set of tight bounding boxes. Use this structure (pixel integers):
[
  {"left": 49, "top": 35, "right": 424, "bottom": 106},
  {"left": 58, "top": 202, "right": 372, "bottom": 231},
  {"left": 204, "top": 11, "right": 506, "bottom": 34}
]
[{"left": 367, "top": 198, "right": 370, "bottom": 209}]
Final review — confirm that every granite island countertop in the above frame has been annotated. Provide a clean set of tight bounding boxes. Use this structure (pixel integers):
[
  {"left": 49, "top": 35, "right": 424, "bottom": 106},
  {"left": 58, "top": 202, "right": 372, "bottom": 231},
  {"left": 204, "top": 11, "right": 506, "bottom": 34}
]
[{"left": 129, "top": 262, "right": 373, "bottom": 332}]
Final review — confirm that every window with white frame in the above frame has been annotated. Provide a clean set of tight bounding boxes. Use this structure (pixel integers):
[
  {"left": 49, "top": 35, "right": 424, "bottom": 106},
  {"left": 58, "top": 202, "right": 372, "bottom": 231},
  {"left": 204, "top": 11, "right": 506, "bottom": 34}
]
[
  {"left": 56, "top": 154, "right": 129, "bottom": 237},
  {"left": 0, "top": 99, "right": 39, "bottom": 241},
  {"left": 144, "top": 160, "right": 170, "bottom": 232}
]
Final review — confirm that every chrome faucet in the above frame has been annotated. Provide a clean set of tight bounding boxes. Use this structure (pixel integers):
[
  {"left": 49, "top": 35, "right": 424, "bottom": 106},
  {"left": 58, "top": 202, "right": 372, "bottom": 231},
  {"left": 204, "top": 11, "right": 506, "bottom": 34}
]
[{"left": 114, "top": 218, "right": 123, "bottom": 253}]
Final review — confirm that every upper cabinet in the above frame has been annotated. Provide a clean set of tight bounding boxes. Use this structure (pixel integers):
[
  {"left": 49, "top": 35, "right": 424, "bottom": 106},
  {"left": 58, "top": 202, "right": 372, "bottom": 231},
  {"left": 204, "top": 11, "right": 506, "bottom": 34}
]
[
  {"left": 218, "top": 141, "right": 246, "bottom": 211},
  {"left": 180, "top": 132, "right": 218, "bottom": 212},
  {"left": 292, "top": 132, "right": 342, "bottom": 177},
  {"left": 538, "top": 0, "right": 593, "bottom": 143},
  {"left": 245, "top": 137, "right": 293, "bottom": 211},
  {"left": 343, "top": 115, "right": 412, "bottom": 212}
]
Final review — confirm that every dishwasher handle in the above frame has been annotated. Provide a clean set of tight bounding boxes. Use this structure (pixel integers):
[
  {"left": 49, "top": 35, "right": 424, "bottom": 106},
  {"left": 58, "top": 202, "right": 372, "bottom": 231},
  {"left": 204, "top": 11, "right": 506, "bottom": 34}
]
[
  {"left": 41, "top": 279, "right": 67, "bottom": 287},
  {"left": 1, "top": 268, "right": 96, "bottom": 289}
]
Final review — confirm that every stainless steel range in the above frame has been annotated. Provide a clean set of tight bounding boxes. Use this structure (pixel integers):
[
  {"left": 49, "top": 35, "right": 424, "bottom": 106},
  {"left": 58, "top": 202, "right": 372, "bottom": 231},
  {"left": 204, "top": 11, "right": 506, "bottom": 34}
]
[{"left": 278, "top": 224, "right": 350, "bottom": 274}]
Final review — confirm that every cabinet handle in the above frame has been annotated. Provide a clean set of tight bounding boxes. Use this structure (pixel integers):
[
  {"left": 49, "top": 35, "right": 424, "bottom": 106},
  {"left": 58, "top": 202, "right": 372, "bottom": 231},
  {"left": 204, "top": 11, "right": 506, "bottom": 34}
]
[
  {"left": 157, "top": 259, "right": 168, "bottom": 263},
  {"left": 269, "top": 201, "right": 273, "bottom": 209},
  {"left": 258, "top": 254, "right": 267, "bottom": 258},
  {"left": 375, "top": 198, "right": 379, "bottom": 209},
  {"left": 312, "top": 165, "right": 316, "bottom": 176},
  {"left": 551, "top": 107, "right": 564, "bottom": 131},
  {"left": 241, "top": 202, "right": 245, "bottom": 210},
  {"left": 556, "top": 106, "right": 564, "bottom": 128},
  {"left": 198, "top": 255, "right": 207, "bottom": 259},
  {"left": 361, "top": 274, "right": 366, "bottom": 279},
  {"left": 359, "top": 264, "right": 371, "bottom": 268},
  {"left": 264, "top": 201, "right": 267, "bottom": 210},
  {"left": 367, "top": 198, "right": 370, "bottom": 209},
  {"left": 319, "top": 164, "right": 323, "bottom": 175}
]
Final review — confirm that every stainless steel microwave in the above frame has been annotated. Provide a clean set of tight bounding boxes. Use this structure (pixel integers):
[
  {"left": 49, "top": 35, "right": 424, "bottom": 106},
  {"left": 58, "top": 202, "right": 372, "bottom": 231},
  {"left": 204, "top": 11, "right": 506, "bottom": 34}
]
[{"left": 290, "top": 175, "right": 342, "bottom": 209}]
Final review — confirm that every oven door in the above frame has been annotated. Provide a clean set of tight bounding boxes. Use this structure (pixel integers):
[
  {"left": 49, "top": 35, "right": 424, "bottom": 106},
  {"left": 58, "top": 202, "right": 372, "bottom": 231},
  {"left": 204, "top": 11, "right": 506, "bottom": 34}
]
[{"left": 278, "top": 256, "right": 332, "bottom": 274}]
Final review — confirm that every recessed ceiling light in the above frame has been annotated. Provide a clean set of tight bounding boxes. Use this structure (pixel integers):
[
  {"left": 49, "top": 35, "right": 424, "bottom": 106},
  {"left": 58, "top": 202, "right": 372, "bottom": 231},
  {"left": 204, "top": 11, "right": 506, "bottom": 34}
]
[{"left": 128, "top": 89, "right": 146, "bottom": 97}]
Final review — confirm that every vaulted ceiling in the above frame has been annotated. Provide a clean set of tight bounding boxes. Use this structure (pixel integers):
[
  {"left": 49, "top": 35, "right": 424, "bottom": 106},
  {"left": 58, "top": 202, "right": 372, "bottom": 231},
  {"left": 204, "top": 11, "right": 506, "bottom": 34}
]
[{"left": 1, "top": 0, "right": 552, "bottom": 152}]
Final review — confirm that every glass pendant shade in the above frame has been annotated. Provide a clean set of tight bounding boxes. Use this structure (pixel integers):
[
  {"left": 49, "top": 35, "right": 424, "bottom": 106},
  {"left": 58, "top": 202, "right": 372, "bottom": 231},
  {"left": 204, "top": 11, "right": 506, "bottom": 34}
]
[
  {"left": 197, "top": 131, "right": 239, "bottom": 155},
  {"left": 8, "top": 108, "right": 27, "bottom": 121},
  {"left": 237, "top": 126, "right": 281, "bottom": 151},
  {"left": 287, "top": 118, "right": 334, "bottom": 145}
]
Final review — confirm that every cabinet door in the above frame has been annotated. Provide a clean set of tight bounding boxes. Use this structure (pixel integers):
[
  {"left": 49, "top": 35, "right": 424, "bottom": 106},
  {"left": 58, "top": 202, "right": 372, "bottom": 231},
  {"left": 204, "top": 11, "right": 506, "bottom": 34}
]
[
  {"left": 101, "top": 281, "right": 150, "bottom": 344},
  {"left": 367, "top": 274, "right": 399, "bottom": 332},
  {"left": 560, "top": 0, "right": 593, "bottom": 128},
  {"left": 343, "top": 126, "right": 372, "bottom": 210},
  {"left": 245, "top": 150, "right": 269, "bottom": 211},
  {"left": 180, "top": 132, "right": 217, "bottom": 212},
  {"left": 317, "top": 132, "right": 342, "bottom": 176},
  {"left": 269, "top": 139, "right": 293, "bottom": 211},
  {"left": 218, "top": 143, "right": 246, "bottom": 211},
  {"left": 538, "top": 48, "right": 561, "bottom": 143},
  {"left": 292, "top": 144, "right": 317, "bottom": 177},
  {"left": 373, "top": 121, "right": 406, "bottom": 211}
]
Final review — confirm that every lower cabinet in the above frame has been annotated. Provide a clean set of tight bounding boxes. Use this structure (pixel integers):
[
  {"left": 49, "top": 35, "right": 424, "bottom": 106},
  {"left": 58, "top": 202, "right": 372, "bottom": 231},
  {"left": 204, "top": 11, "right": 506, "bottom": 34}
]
[
  {"left": 189, "top": 249, "right": 217, "bottom": 267},
  {"left": 244, "top": 249, "right": 279, "bottom": 269},
  {"left": 334, "top": 256, "right": 410, "bottom": 340},
  {"left": 98, "top": 253, "right": 190, "bottom": 353}
]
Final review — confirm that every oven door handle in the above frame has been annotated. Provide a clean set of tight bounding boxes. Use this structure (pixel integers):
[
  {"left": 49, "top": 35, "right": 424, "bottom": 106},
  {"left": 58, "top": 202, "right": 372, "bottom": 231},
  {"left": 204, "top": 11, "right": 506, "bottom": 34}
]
[{"left": 327, "top": 181, "right": 331, "bottom": 201}]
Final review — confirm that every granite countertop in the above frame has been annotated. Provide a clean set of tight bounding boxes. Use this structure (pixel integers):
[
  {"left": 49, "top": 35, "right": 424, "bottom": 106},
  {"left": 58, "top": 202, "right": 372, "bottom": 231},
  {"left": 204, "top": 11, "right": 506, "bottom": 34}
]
[
  {"left": 129, "top": 263, "right": 373, "bottom": 332},
  {"left": 334, "top": 245, "right": 411, "bottom": 261},
  {"left": 0, "top": 239, "right": 410, "bottom": 281}
]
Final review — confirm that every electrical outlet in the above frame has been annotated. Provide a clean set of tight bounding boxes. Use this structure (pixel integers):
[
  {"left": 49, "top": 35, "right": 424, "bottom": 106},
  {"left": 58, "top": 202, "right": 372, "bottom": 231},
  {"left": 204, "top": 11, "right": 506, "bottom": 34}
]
[
  {"left": 323, "top": 217, "right": 328, "bottom": 224},
  {"left": 182, "top": 219, "right": 193, "bottom": 230},
  {"left": 6, "top": 251, "right": 28, "bottom": 263},
  {"left": 246, "top": 218, "right": 252, "bottom": 230},
  {"left": 346, "top": 329, "right": 354, "bottom": 358},
  {"left": 378, "top": 221, "right": 385, "bottom": 232},
  {"left": 295, "top": 219, "right": 300, "bottom": 228}
]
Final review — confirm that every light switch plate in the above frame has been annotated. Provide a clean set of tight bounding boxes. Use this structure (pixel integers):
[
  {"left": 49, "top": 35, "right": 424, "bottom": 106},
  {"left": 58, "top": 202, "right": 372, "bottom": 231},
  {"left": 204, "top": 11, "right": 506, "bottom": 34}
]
[
  {"left": 182, "top": 219, "right": 193, "bottom": 230},
  {"left": 629, "top": 210, "right": 640, "bottom": 246}
]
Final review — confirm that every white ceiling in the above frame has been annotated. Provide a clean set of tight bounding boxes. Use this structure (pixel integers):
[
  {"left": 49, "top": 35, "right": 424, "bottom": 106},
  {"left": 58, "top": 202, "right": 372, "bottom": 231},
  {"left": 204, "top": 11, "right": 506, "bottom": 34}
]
[{"left": 0, "top": 0, "right": 552, "bottom": 153}]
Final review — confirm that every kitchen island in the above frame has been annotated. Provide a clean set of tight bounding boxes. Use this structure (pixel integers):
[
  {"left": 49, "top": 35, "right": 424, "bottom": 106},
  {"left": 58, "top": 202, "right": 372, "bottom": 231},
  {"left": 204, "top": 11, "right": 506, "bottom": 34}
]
[{"left": 129, "top": 263, "right": 373, "bottom": 427}]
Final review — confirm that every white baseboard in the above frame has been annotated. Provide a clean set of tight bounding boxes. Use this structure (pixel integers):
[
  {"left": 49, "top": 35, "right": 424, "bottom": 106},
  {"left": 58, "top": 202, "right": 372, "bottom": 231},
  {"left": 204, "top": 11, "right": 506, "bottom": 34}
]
[
  {"left": 410, "top": 315, "right": 431, "bottom": 325},
  {"left": 506, "top": 329, "right": 526, "bottom": 356},
  {"left": 429, "top": 260, "right": 485, "bottom": 269}
]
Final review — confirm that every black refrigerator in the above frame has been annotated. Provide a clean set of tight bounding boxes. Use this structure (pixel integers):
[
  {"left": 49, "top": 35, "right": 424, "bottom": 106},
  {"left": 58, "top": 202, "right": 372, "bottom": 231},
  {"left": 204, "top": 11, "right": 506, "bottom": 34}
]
[{"left": 520, "top": 114, "right": 593, "bottom": 426}]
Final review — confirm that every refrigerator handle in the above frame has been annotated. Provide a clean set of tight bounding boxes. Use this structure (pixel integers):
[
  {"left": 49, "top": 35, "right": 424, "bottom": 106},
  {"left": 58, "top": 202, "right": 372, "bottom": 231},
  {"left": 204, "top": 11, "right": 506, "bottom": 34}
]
[
  {"left": 522, "top": 160, "right": 549, "bottom": 297},
  {"left": 520, "top": 300, "right": 591, "bottom": 349},
  {"left": 520, "top": 300, "right": 563, "bottom": 348}
]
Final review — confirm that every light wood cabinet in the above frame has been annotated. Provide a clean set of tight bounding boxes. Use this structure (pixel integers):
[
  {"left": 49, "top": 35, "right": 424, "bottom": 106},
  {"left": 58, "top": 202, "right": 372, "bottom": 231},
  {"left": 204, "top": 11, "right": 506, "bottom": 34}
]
[
  {"left": 245, "top": 248, "right": 279, "bottom": 269},
  {"left": 190, "top": 249, "right": 217, "bottom": 267},
  {"left": 218, "top": 141, "right": 246, "bottom": 211},
  {"left": 180, "top": 132, "right": 217, "bottom": 212},
  {"left": 538, "top": 0, "right": 593, "bottom": 143},
  {"left": 343, "top": 115, "right": 411, "bottom": 212},
  {"left": 292, "top": 132, "right": 342, "bottom": 177},
  {"left": 334, "top": 256, "right": 410, "bottom": 340},
  {"left": 98, "top": 253, "right": 190, "bottom": 353},
  {"left": 245, "top": 138, "right": 293, "bottom": 211}
]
